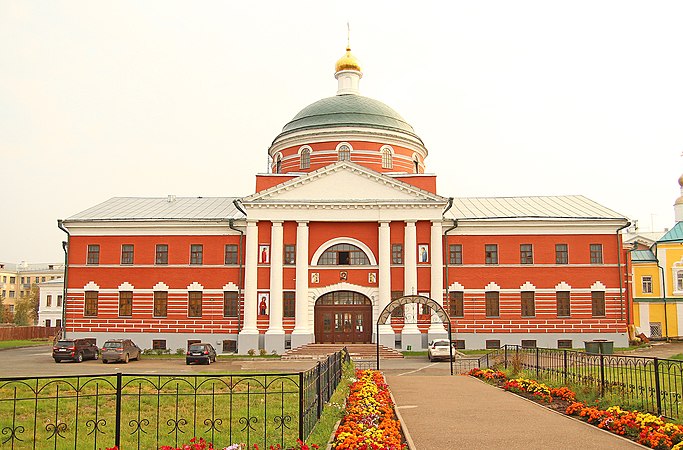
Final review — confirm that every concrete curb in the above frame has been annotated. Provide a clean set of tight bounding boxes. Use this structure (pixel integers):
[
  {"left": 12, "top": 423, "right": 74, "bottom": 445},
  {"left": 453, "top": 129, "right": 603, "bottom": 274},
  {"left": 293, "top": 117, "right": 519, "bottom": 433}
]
[
  {"left": 471, "top": 377, "right": 650, "bottom": 449},
  {"left": 390, "top": 390, "right": 417, "bottom": 450}
]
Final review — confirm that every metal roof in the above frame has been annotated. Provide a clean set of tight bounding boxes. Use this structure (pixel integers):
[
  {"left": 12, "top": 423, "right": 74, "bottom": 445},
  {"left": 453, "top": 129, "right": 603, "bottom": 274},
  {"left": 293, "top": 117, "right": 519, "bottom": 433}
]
[
  {"left": 448, "top": 195, "right": 626, "bottom": 220},
  {"left": 65, "top": 197, "right": 244, "bottom": 222},
  {"left": 631, "top": 250, "right": 657, "bottom": 262},
  {"left": 658, "top": 222, "right": 683, "bottom": 243}
]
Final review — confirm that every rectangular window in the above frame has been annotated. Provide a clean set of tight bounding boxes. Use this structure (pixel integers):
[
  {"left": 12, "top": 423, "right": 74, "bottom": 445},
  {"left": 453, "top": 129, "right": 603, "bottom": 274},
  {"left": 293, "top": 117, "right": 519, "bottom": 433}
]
[
  {"left": 283, "top": 291, "right": 296, "bottom": 318},
  {"left": 188, "top": 291, "right": 202, "bottom": 317},
  {"left": 556, "top": 291, "right": 571, "bottom": 317},
  {"left": 223, "top": 291, "right": 238, "bottom": 317},
  {"left": 45, "top": 319, "right": 51, "bottom": 327},
  {"left": 87, "top": 245, "right": 100, "bottom": 265},
  {"left": 9, "top": 291, "right": 15, "bottom": 298},
  {"left": 46, "top": 295, "right": 52, "bottom": 307},
  {"left": 557, "top": 339, "right": 573, "bottom": 349},
  {"left": 521, "top": 291, "right": 535, "bottom": 317},
  {"left": 391, "top": 244, "right": 403, "bottom": 264},
  {"left": 121, "top": 244, "right": 134, "bottom": 265},
  {"left": 520, "top": 244, "right": 533, "bottom": 264},
  {"left": 391, "top": 291, "right": 403, "bottom": 318},
  {"left": 485, "top": 244, "right": 498, "bottom": 265},
  {"left": 521, "top": 340, "right": 537, "bottom": 349},
  {"left": 642, "top": 276, "right": 653, "bottom": 294},
  {"left": 57, "top": 295, "right": 63, "bottom": 307},
  {"left": 590, "top": 244, "right": 603, "bottom": 264},
  {"left": 591, "top": 291, "right": 606, "bottom": 317},
  {"left": 555, "top": 244, "right": 568, "bottom": 264},
  {"left": 449, "top": 244, "right": 462, "bottom": 265},
  {"left": 224, "top": 244, "right": 239, "bottom": 265},
  {"left": 9, "top": 277, "right": 15, "bottom": 284},
  {"left": 449, "top": 291, "right": 464, "bottom": 318},
  {"left": 283, "top": 245, "right": 296, "bottom": 265},
  {"left": 156, "top": 244, "right": 169, "bottom": 265},
  {"left": 55, "top": 319, "right": 61, "bottom": 328},
  {"left": 485, "top": 340, "right": 501, "bottom": 349},
  {"left": 84, "top": 291, "right": 98, "bottom": 317},
  {"left": 152, "top": 340, "right": 167, "bottom": 350},
  {"left": 20, "top": 277, "right": 24, "bottom": 284},
  {"left": 454, "top": 340, "right": 466, "bottom": 350},
  {"left": 119, "top": 291, "right": 133, "bottom": 317},
  {"left": 485, "top": 291, "right": 499, "bottom": 317},
  {"left": 190, "top": 245, "right": 203, "bottom": 265},
  {"left": 154, "top": 291, "right": 168, "bottom": 317}
]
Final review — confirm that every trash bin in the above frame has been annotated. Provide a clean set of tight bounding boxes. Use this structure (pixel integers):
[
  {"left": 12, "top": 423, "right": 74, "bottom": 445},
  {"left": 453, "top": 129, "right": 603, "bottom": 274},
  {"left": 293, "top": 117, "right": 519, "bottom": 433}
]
[
  {"left": 584, "top": 341, "right": 600, "bottom": 354},
  {"left": 595, "top": 339, "right": 614, "bottom": 355}
]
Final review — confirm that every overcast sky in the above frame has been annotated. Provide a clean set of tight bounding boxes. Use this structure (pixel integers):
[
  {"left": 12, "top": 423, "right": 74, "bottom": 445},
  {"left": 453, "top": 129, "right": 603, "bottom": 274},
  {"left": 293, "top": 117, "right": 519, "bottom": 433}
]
[{"left": 2, "top": 1, "right": 682, "bottom": 263}]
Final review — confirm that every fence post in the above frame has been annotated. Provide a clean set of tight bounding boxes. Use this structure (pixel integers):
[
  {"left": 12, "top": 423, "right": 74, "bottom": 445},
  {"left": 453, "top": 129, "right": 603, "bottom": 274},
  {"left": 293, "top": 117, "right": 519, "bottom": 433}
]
[
  {"left": 654, "top": 358, "right": 662, "bottom": 416},
  {"left": 535, "top": 347, "right": 540, "bottom": 379},
  {"left": 316, "top": 361, "right": 322, "bottom": 419},
  {"left": 563, "top": 350, "right": 567, "bottom": 386},
  {"left": 115, "top": 372, "right": 122, "bottom": 448},
  {"left": 299, "top": 371, "right": 304, "bottom": 441},
  {"left": 599, "top": 354, "right": 605, "bottom": 397},
  {"left": 504, "top": 345, "right": 508, "bottom": 369}
]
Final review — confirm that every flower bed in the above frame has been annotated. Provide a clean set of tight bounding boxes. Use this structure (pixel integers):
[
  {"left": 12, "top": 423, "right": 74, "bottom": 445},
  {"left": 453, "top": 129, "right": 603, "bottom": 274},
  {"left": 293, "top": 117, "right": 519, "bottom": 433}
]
[
  {"left": 332, "top": 369, "right": 405, "bottom": 450},
  {"left": 467, "top": 368, "right": 683, "bottom": 450}
]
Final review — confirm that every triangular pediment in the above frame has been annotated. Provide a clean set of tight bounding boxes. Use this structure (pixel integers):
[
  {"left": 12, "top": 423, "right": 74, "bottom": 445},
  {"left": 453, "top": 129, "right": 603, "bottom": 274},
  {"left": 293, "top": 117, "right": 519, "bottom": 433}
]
[{"left": 243, "top": 162, "right": 447, "bottom": 204}]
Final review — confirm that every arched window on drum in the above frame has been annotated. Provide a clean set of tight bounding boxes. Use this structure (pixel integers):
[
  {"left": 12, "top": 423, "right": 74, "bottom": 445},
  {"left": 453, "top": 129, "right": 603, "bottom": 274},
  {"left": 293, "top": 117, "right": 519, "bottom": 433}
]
[{"left": 318, "top": 243, "right": 370, "bottom": 265}]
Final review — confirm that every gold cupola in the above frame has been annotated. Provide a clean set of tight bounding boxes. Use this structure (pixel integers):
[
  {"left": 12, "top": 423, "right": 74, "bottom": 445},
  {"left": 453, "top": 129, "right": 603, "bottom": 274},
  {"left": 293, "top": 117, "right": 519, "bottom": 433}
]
[{"left": 335, "top": 46, "right": 362, "bottom": 73}]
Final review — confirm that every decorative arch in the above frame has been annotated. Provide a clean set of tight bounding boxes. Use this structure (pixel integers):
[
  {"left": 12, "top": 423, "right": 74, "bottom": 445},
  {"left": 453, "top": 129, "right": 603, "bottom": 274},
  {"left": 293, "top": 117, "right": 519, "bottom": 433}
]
[
  {"left": 118, "top": 282, "right": 134, "bottom": 291},
  {"left": 83, "top": 281, "right": 100, "bottom": 291},
  {"left": 484, "top": 281, "right": 501, "bottom": 291},
  {"left": 187, "top": 282, "right": 204, "bottom": 291},
  {"left": 336, "top": 142, "right": 352, "bottom": 161},
  {"left": 153, "top": 281, "right": 169, "bottom": 291},
  {"left": 412, "top": 153, "right": 420, "bottom": 173},
  {"left": 520, "top": 281, "right": 536, "bottom": 291},
  {"left": 449, "top": 281, "right": 465, "bottom": 291},
  {"left": 310, "top": 237, "right": 377, "bottom": 266},
  {"left": 590, "top": 281, "right": 607, "bottom": 291},
  {"left": 222, "top": 282, "right": 239, "bottom": 291},
  {"left": 310, "top": 282, "right": 377, "bottom": 302},
  {"left": 376, "top": 294, "right": 454, "bottom": 375},
  {"left": 275, "top": 153, "right": 283, "bottom": 173},
  {"left": 555, "top": 281, "right": 572, "bottom": 291},
  {"left": 299, "top": 145, "right": 312, "bottom": 169},
  {"left": 380, "top": 145, "right": 394, "bottom": 169}
]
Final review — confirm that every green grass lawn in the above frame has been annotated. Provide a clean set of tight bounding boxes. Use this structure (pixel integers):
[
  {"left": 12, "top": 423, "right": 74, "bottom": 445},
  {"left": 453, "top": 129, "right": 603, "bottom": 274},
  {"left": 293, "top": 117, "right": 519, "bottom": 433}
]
[{"left": 0, "top": 338, "right": 51, "bottom": 349}]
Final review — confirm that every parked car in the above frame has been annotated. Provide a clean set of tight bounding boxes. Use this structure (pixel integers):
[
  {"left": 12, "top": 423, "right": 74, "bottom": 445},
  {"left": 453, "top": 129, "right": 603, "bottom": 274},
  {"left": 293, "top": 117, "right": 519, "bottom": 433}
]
[
  {"left": 101, "top": 339, "right": 141, "bottom": 364},
  {"left": 186, "top": 343, "right": 217, "bottom": 365},
  {"left": 427, "top": 339, "right": 455, "bottom": 361},
  {"left": 53, "top": 338, "right": 99, "bottom": 363}
]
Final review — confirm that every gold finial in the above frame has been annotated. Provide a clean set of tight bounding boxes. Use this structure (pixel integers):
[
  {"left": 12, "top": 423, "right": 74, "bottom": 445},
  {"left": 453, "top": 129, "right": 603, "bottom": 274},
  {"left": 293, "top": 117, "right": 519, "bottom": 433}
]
[{"left": 335, "top": 23, "right": 361, "bottom": 73}]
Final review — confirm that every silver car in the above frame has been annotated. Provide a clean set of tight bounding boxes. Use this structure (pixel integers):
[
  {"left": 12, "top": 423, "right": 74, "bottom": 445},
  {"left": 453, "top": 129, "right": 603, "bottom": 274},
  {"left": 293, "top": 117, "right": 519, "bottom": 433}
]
[
  {"left": 101, "top": 339, "right": 141, "bottom": 364},
  {"left": 428, "top": 339, "right": 455, "bottom": 361}
]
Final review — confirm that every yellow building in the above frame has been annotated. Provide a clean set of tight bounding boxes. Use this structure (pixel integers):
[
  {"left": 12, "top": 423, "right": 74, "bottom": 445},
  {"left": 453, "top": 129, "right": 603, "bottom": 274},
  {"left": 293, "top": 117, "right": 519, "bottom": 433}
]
[
  {"left": 0, "top": 262, "right": 63, "bottom": 318},
  {"left": 632, "top": 176, "right": 683, "bottom": 339}
]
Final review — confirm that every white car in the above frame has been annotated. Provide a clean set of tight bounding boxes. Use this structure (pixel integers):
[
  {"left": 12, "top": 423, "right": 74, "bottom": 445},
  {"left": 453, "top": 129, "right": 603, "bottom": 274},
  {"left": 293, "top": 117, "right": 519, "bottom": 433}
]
[{"left": 428, "top": 339, "right": 455, "bottom": 361}]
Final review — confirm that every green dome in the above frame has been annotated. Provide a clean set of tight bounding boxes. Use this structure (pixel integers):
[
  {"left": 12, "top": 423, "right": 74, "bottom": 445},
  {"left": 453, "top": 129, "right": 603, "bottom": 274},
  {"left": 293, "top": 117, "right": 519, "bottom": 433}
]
[{"left": 276, "top": 94, "right": 421, "bottom": 140}]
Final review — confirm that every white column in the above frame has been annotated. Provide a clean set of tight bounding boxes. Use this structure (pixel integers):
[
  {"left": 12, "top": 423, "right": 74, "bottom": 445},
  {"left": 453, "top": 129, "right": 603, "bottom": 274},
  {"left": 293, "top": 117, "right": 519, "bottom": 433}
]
[
  {"left": 402, "top": 220, "right": 421, "bottom": 350},
  {"left": 238, "top": 220, "right": 260, "bottom": 354},
  {"left": 378, "top": 221, "right": 394, "bottom": 347},
  {"left": 429, "top": 220, "right": 447, "bottom": 339},
  {"left": 265, "top": 221, "right": 285, "bottom": 354},
  {"left": 292, "top": 221, "right": 313, "bottom": 348}
]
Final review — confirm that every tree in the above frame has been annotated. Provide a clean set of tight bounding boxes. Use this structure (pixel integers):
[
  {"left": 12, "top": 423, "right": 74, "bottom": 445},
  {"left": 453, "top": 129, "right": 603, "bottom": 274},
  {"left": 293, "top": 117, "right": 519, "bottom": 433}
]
[
  {"left": 13, "top": 284, "right": 39, "bottom": 326},
  {"left": 0, "top": 294, "right": 4, "bottom": 323}
]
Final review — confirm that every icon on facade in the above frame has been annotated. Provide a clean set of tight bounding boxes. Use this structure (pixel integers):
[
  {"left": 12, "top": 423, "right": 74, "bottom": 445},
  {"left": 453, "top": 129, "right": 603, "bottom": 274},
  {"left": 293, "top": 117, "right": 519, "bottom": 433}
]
[
  {"left": 258, "top": 292, "right": 269, "bottom": 315},
  {"left": 340, "top": 271, "right": 348, "bottom": 281},
  {"left": 259, "top": 245, "right": 270, "bottom": 264},
  {"left": 368, "top": 273, "right": 376, "bottom": 283},
  {"left": 311, "top": 272, "right": 320, "bottom": 284},
  {"left": 418, "top": 244, "right": 429, "bottom": 263}
]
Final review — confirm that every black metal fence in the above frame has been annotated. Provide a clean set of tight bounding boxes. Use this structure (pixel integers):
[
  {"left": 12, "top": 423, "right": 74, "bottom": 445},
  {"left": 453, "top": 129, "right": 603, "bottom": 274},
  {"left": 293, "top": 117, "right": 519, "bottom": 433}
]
[
  {"left": 0, "top": 349, "right": 349, "bottom": 450},
  {"left": 483, "top": 345, "right": 683, "bottom": 419}
]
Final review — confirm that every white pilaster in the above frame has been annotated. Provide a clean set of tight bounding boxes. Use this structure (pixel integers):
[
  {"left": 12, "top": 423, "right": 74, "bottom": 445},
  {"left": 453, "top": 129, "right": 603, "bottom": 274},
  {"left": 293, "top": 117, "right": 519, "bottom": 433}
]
[
  {"left": 378, "top": 221, "right": 394, "bottom": 348},
  {"left": 428, "top": 220, "right": 447, "bottom": 340},
  {"left": 402, "top": 220, "right": 421, "bottom": 350},
  {"left": 238, "top": 220, "right": 260, "bottom": 354},
  {"left": 292, "top": 221, "right": 314, "bottom": 348},
  {"left": 265, "top": 221, "right": 285, "bottom": 354}
]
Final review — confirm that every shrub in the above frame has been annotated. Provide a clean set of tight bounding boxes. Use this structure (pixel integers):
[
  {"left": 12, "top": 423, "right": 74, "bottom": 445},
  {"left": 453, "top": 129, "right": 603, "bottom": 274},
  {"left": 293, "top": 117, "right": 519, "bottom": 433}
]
[
  {"left": 247, "top": 348, "right": 256, "bottom": 356},
  {"left": 175, "top": 348, "right": 185, "bottom": 356},
  {"left": 259, "top": 348, "right": 268, "bottom": 356}
]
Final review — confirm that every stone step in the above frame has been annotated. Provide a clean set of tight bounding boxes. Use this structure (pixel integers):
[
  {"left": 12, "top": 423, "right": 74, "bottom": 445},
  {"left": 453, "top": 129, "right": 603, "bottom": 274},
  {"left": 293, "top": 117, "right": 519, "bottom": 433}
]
[{"left": 283, "top": 343, "right": 404, "bottom": 360}]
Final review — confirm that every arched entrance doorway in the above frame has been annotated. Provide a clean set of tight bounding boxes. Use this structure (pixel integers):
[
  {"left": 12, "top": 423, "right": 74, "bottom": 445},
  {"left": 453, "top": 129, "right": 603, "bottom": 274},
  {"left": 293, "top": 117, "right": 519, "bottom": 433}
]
[{"left": 314, "top": 291, "right": 372, "bottom": 343}]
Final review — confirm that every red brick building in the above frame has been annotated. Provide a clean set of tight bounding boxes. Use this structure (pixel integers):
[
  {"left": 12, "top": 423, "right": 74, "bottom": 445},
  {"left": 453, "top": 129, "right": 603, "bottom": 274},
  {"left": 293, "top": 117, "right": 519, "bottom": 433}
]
[{"left": 60, "top": 46, "right": 630, "bottom": 353}]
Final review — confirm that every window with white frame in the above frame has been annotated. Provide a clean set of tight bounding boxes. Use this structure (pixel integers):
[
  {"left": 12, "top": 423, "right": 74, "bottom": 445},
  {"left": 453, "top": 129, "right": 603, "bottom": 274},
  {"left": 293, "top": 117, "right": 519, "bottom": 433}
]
[
  {"left": 300, "top": 147, "right": 311, "bottom": 169},
  {"left": 338, "top": 144, "right": 351, "bottom": 161},
  {"left": 381, "top": 147, "right": 393, "bottom": 169},
  {"left": 642, "top": 276, "right": 653, "bottom": 294},
  {"left": 678, "top": 272, "right": 683, "bottom": 292}
]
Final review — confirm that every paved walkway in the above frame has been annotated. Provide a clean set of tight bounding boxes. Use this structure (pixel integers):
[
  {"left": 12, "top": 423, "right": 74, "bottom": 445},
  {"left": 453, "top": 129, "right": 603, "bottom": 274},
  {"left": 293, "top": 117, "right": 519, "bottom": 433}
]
[{"left": 386, "top": 374, "right": 644, "bottom": 450}]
